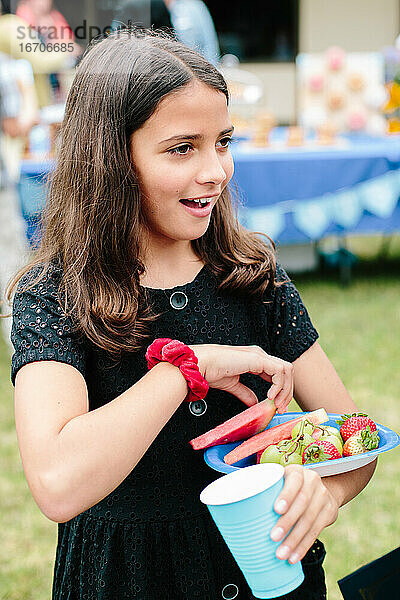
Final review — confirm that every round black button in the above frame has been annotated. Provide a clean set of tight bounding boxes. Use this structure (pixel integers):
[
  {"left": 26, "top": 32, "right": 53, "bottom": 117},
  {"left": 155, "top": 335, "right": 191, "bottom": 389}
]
[
  {"left": 222, "top": 584, "right": 239, "bottom": 599},
  {"left": 189, "top": 399, "right": 207, "bottom": 416},
  {"left": 169, "top": 291, "right": 188, "bottom": 310}
]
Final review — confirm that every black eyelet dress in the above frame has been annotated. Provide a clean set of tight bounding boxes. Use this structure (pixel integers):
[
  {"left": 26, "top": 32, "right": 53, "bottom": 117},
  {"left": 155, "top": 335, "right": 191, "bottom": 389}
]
[{"left": 11, "top": 263, "right": 327, "bottom": 600}]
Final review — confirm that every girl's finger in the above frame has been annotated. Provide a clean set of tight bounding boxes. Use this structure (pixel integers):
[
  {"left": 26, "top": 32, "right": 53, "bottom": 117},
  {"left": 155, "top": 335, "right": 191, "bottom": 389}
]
[
  {"left": 274, "top": 491, "right": 326, "bottom": 560},
  {"left": 267, "top": 371, "right": 292, "bottom": 404},
  {"left": 227, "top": 382, "right": 259, "bottom": 407},
  {"left": 273, "top": 483, "right": 317, "bottom": 550},
  {"left": 273, "top": 386, "right": 292, "bottom": 412},
  {"left": 274, "top": 383, "right": 294, "bottom": 414},
  {"left": 272, "top": 465, "right": 306, "bottom": 517},
  {"left": 269, "top": 364, "right": 293, "bottom": 411},
  {"left": 287, "top": 492, "right": 339, "bottom": 564},
  {"left": 287, "top": 512, "right": 329, "bottom": 564},
  {"left": 264, "top": 368, "right": 285, "bottom": 400},
  {"left": 273, "top": 394, "right": 292, "bottom": 414},
  {"left": 246, "top": 351, "right": 293, "bottom": 402}
]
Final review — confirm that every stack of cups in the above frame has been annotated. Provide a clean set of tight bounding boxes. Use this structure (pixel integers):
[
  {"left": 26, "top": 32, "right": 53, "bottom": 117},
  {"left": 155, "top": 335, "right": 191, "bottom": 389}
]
[{"left": 200, "top": 463, "right": 304, "bottom": 599}]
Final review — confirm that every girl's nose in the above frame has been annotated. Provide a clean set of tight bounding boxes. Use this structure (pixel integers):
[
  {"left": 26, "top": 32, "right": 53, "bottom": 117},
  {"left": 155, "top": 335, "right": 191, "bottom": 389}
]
[{"left": 195, "top": 151, "right": 227, "bottom": 186}]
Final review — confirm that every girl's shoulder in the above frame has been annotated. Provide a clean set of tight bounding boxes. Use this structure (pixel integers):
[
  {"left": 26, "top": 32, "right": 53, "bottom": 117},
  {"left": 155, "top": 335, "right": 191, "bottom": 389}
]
[
  {"left": 274, "top": 262, "right": 290, "bottom": 282},
  {"left": 11, "top": 259, "right": 87, "bottom": 387},
  {"left": 16, "top": 259, "right": 63, "bottom": 296},
  {"left": 13, "top": 259, "right": 66, "bottom": 320}
]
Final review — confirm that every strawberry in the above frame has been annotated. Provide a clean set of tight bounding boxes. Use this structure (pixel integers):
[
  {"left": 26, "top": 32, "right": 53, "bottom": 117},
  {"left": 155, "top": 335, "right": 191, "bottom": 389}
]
[
  {"left": 302, "top": 440, "right": 342, "bottom": 464},
  {"left": 336, "top": 413, "right": 377, "bottom": 441},
  {"left": 342, "top": 426, "right": 380, "bottom": 456}
]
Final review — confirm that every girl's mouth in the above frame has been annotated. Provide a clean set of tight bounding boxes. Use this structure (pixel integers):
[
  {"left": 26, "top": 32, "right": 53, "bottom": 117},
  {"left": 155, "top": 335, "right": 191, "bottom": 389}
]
[
  {"left": 179, "top": 197, "right": 215, "bottom": 217},
  {"left": 179, "top": 198, "right": 211, "bottom": 208}
]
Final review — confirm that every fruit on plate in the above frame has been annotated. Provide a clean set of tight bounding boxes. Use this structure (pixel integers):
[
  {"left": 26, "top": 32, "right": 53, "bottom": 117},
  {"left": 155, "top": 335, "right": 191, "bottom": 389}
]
[
  {"left": 280, "top": 451, "right": 303, "bottom": 466},
  {"left": 342, "top": 426, "right": 380, "bottom": 456},
  {"left": 259, "top": 444, "right": 281, "bottom": 464},
  {"left": 292, "top": 419, "right": 326, "bottom": 453},
  {"left": 189, "top": 398, "right": 276, "bottom": 450},
  {"left": 277, "top": 439, "right": 295, "bottom": 451},
  {"left": 337, "top": 413, "right": 377, "bottom": 442},
  {"left": 302, "top": 440, "right": 342, "bottom": 464},
  {"left": 224, "top": 408, "right": 328, "bottom": 465},
  {"left": 298, "top": 432, "right": 316, "bottom": 454},
  {"left": 312, "top": 425, "right": 342, "bottom": 441},
  {"left": 260, "top": 438, "right": 303, "bottom": 467},
  {"left": 319, "top": 434, "right": 342, "bottom": 453},
  {"left": 311, "top": 427, "right": 343, "bottom": 453},
  {"left": 291, "top": 420, "right": 314, "bottom": 438}
]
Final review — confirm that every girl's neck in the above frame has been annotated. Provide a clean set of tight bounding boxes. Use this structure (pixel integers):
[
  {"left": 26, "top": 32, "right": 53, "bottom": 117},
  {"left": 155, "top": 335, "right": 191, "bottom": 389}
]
[
  {"left": 140, "top": 259, "right": 205, "bottom": 289},
  {"left": 139, "top": 244, "right": 204, "bottom": 289}
]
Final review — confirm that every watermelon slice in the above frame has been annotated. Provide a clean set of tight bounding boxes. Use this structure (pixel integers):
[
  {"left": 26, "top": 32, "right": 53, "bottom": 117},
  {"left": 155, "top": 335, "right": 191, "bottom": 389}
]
[
  {"left": 224, "top": 408, "right": 328, "bottom": 465},
  {"left": 189, "top": 398, "right": 276, "bottom": 450}
]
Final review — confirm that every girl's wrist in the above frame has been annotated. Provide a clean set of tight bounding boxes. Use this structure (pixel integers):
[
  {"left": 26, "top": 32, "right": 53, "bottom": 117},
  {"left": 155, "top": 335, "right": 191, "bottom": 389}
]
[
  {"left": 321, "top": 474, "right": 347, "bottom": 510},
  {"left": 153, "top": 361, "right": 188, "bottom": 397}
]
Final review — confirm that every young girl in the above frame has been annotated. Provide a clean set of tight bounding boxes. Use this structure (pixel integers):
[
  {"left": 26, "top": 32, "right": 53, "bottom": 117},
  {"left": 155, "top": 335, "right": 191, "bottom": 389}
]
[{"left": 9, "top": 30, "right": 376, "bottom": 600}]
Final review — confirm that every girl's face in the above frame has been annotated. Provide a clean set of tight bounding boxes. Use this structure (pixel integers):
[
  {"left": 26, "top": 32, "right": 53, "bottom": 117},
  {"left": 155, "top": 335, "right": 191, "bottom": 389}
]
[{"left": 130, "top": 80, "right": 234, "bottom": 252}]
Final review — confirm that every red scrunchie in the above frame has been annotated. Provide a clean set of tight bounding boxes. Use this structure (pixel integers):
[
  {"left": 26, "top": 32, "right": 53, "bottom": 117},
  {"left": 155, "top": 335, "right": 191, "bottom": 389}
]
[{"left": 145, "top": 338, "right": 209, "bottom": 403}]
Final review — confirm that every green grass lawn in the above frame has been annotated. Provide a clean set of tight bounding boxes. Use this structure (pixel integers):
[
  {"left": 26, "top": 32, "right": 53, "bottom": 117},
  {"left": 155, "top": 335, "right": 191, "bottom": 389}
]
[
  {"left": 0, "top": 332, "right": 56, "bottom": 600},
  {"left": 1, "top": 235, "right": 400, "bottom": 599},
  {"left": 290, "top": 237, "right": 400, "bottom": 600}
]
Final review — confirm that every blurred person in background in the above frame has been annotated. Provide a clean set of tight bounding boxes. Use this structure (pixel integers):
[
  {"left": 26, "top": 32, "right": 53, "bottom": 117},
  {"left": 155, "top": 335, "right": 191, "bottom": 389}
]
[
  {"left": 0, "top": 0, "right": 77, "bottom": 106},
  {"left": 16, "top": 0, "right": 82, "bottom": 56},
  {"left": 112, "top": 0, "right": 173, "bottom": 32},
  {"left": 164, "top": 0, "right": 220, "bottom": 65},
  {"left": 0, "top": 49, "right": 37, "bottom": 350},
  {"left": 114, "top": 0, "right": 220, "bottom": 64},
  {"left": 16, "top": 0, "right": 82, "bottom": 102}
]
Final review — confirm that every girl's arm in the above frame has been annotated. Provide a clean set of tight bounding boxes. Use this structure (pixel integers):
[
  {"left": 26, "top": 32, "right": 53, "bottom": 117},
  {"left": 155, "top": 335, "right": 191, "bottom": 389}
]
[
  {"left": 15, "top": 360, "right": 188, "bottom": 523},
  {"left": 270, "top": 341, "right": 377, "bottom": 564},
  {"left": 293, "top": 340, "right": 376, "bottom": 507},
  {"left": 15, "top": 344, "right": 293, "bottom": 523}
]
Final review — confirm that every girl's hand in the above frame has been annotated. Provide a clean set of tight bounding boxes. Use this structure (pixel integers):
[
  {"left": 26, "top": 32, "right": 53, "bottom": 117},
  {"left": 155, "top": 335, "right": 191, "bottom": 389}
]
[
  {"left": 270, "top": 465, "right": 340, "bottom": 563},
  {"left": 189, "top": 344, "right": 293, "bottom": 413}
]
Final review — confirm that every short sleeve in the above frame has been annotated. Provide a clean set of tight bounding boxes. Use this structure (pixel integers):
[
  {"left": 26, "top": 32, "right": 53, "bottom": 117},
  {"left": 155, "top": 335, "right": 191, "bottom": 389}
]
[
  {"left": 265, "top": 264, "right": 319, "bottom": 363},
  {"left": 11, "top": 265, "right": 86, "bottom": 386}
]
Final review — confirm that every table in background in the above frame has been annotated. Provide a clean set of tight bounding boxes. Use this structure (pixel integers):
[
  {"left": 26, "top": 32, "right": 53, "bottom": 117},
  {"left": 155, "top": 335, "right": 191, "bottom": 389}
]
[{"left": 232, "top": 131, "right": 400, "bottom": 246}]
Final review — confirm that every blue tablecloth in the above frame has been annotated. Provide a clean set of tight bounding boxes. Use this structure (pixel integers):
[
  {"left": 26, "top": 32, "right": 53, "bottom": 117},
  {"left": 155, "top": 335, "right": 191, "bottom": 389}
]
[
  {"left": 17, "top": 159, "right": 54, "bottom": 244},
  {"left": 232, "top": 132, "right": 400, "bottom": 244}
]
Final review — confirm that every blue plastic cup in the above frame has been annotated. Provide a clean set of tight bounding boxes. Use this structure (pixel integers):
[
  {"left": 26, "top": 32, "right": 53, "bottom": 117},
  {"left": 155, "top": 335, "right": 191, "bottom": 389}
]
[{"left": 200, "top": 463, "right": 304, "bottom": 599}]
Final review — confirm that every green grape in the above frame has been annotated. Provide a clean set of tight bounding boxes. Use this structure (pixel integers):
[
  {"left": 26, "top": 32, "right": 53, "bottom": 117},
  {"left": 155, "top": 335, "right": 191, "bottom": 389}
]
[
  {"left": 313, "top": 427, "right": 343, "bottom": 450},
  {"left": 321, "top": 434, "right": 342, "bottom": 453},
  {"left": 280, "top": 452, "right": 303, "bottom": 466},
  {"left": 260, "top": 444, "right": 281, "bottom": 464},
  {"left": 277, "top": 439, "right": 295, "bottom": 451},
  {"left": 322, "top": 426, "right": 342, "bottom": 440},
  {"left": 298, "top": 432, "right": 315, "bottom": 454},
  {"left": 291, "top": 419, "right": 314, "bottom": 438}
]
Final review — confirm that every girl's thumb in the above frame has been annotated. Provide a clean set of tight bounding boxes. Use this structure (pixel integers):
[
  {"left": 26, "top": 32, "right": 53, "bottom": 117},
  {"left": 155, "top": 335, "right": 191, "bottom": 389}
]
[{"left": 228, "top": 382, "right": 258, "bottom": 407}]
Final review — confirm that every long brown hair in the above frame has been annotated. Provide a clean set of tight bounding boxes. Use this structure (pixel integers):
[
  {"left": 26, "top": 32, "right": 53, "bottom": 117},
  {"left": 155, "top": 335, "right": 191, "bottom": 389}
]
[{"left": 7, "top": 29, "right": 276, "bottom": 356}]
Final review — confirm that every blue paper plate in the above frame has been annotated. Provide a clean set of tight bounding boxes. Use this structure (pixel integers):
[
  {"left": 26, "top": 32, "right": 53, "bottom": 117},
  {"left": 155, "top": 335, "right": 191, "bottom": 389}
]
[{"left": 204, "top": 413, "right": 400, "bottom": 477}]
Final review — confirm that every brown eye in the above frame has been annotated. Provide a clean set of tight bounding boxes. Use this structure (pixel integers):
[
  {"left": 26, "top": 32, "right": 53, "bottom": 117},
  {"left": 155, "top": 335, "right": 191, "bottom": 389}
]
[
  {"left": 217, "top": 137, "right": 233, "bottom": 149},
  {"left": 169, "top": 144, "right": 192, "bottom": 155}
]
